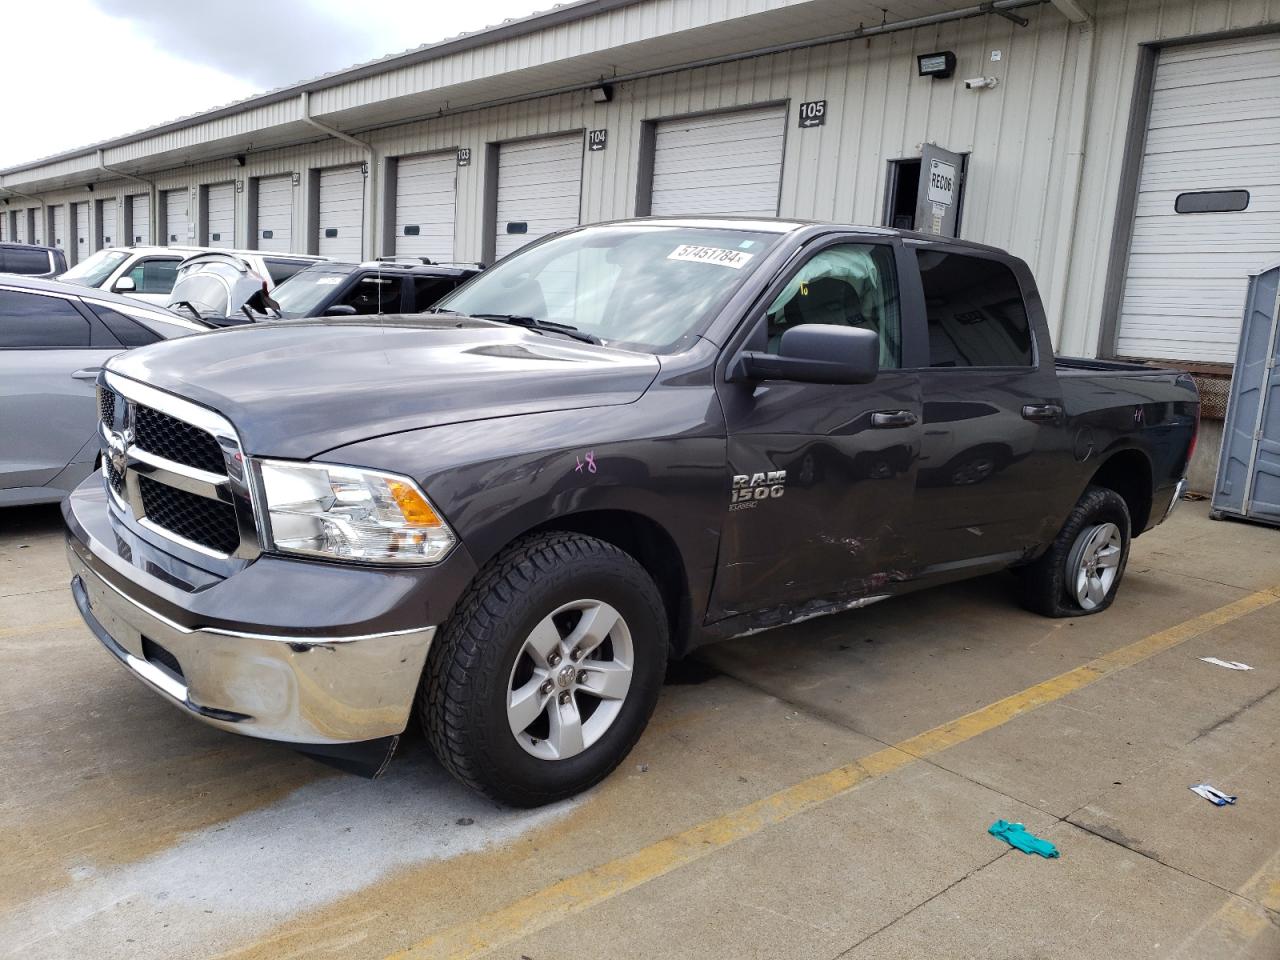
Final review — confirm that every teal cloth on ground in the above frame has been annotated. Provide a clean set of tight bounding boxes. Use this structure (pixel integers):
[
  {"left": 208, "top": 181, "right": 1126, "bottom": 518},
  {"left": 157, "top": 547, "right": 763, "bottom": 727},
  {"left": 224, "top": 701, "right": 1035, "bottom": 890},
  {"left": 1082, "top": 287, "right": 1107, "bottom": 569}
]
[{"left": 988, "top": 819, "right": 1059, "bottom": 858}]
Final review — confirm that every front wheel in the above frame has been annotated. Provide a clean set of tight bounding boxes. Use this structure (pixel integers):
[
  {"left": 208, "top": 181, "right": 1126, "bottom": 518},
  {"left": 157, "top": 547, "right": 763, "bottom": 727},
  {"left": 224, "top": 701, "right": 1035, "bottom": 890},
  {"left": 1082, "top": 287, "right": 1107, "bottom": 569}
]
[
  {"left": 419, "top": 532, "right": 668, "bottom": 806},
  {"left": 1018, "top": 485, "right": 1131, "bottom": 618}
]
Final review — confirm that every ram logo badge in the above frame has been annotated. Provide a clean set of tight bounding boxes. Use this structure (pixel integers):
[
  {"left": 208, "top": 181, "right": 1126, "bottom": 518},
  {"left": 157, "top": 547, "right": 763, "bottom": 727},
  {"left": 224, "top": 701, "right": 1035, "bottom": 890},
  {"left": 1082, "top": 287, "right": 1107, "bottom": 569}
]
[{"left": 730, "top": 470, "right": 786, "bottom": 510}]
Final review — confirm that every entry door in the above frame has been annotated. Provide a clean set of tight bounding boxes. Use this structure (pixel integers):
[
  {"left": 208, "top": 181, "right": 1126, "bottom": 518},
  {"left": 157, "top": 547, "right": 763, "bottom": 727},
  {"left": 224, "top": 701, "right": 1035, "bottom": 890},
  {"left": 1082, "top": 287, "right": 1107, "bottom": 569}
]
[
  {"left": 711, "top": 240, "right": 921, "bottom": 619},
  {"left": 100, "top": 199, "right": 117, "bottom": 247},
  {"left": 494, "top": 134, "right": 583, "bottom": 258},
  {"left": 206, "top": 183, "right": 235, "bottom": 247},
  {"left": 164, "top": 189, "right": 190, "bottom": 246},
  {"left": 256, "top": 175, "right": 293, "bottom": 252},
  {"left": 914, "top": 144, "right": 965, "bottom": 238},
  {"left": 73, "top": 202, "right": 89, "bottom": 264},
  {"left": 50, "top": 205, "right": 66, "bottom": 251},
  {"left": 318, "top": 166, "right": 366, "bottom": 260},
  {"left": 911, "top": 247, "right": 1069, "bottom": 572}
]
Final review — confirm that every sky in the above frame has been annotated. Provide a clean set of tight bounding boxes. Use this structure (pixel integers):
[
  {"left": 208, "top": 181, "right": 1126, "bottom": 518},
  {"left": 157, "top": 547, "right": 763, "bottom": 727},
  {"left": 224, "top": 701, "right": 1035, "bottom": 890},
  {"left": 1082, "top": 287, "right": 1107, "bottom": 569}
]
[{"left": 1, "top": 0, "right": 550, "bottom": 169}]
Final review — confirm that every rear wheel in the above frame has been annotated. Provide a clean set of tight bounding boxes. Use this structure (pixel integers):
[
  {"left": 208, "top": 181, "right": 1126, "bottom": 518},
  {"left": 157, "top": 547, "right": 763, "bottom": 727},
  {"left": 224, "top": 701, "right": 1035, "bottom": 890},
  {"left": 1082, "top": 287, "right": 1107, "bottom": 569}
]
[
  {"left": 1018, "top": 485, "right": 1131, "bottom": 618},
  {"left": 420, "top": 532, "right": 667, "bottom": 806}
]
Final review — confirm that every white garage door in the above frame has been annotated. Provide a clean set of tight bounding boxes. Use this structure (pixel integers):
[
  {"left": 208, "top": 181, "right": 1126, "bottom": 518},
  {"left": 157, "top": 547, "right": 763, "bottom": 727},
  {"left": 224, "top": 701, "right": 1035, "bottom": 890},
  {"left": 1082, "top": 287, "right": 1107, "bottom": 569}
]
[
  {"left": 318, "top": 165, "right": 365, "bottom": 260},
  {"left": 494, "top": 134, "right": 583, "bottom": 259},
  {"left": 30, "top": 208, "right": 43, "bottom": 245},
  {"left": 73, "top": 202, "right": 89, "bottom": 264},
  {"left": 395, "top": 153, "right": 456, "bottom": 261},
  {"left": 1117, "top": 34, "right": 1280, "bottom": 363},
  {"left": 256, "top": 175, "right": 293, "bottom": 252},
  {"left": 164, "top": 189, "right": 191, "bottom": 246},
  {"left": 14, "top": 210, "right": 27, "bottom": 244},
  {"left": 100, "top": 199, "right": 118, "bottom": 248},
  {"left": 50, "top": 205, "right": 66, "bottom": 251},
  {"left": 205, "top": 182, "right": 235, "bottom": 247},
  {"left": 649, "top": 105, "right": 786, "bottom": 218}
]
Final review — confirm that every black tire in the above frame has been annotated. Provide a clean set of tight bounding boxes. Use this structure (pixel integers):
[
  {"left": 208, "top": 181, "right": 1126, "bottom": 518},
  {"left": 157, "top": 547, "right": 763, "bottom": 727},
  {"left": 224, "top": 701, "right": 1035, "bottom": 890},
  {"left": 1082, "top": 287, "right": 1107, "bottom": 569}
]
[
  {"left": 1017, "top": 485, "right": 1131, "bottom": 618},
  {"left": 419, "top": 531, "right": 668, "bottom": 806}
]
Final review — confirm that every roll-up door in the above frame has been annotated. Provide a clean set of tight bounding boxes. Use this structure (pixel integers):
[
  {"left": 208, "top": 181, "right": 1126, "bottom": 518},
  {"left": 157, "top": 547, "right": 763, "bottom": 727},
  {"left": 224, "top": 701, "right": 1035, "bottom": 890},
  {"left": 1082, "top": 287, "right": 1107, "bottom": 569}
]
[
  {"left": 50, "top": 205, "right": 66, "bottom": 251},
  {"left": 206, "top": 182, "right": 235, "bottom": 247},
  {"left": 1116, "top": 34, "right": 1280, "bottom": 363},
  {"left": 100, "top": 199, "right": 118, "bottom": 248},
  {"left": 164, "top": 189, "right": 190, "bottom": 246},
  {"left": 72, "top": 202, "right": 89, "bottom": 264},
  {"left": 649, "top": 105, "right": 787, "bottom": 218},
  {"left": 318, "top": 165, "right": 365, "bottom": 260},
  {"left": 0, "top": 213, "right": 5, "bottom": 241},
  {"left": 256, "top": 175, "right": 293, "bottom": 252},
  {"left": 395, "top": 153, "right": 455, "bottom": 261},
  {"left": 129, "top": 194, "right": 150, "bottom": 245},
  {"left": 494, "top": 134, "right": 582, "bottom": 259},
  {"left": 30, "top": 208, "right": 43, "bottom": 245},
  {"left": 14, "top": 210, "right": 27, "bottom": 244}
]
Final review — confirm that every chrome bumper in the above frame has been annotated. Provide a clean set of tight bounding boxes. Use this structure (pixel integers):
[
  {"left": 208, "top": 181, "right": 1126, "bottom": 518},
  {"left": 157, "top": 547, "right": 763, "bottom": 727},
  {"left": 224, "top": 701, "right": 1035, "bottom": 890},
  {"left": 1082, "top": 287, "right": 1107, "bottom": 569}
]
[
  {"left": 1161, "top": 476, "right": 1190, "bottom": 524},
  {"left": 68, "top": 546, "right": 435, "bottom": 744}
]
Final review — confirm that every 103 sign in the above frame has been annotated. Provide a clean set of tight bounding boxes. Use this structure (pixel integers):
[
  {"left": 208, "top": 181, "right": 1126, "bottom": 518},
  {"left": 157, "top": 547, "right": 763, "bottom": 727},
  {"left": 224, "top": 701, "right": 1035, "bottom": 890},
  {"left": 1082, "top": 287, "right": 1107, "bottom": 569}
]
[{"left": 798, "top": 100, "right": 827, "bottom": 128}]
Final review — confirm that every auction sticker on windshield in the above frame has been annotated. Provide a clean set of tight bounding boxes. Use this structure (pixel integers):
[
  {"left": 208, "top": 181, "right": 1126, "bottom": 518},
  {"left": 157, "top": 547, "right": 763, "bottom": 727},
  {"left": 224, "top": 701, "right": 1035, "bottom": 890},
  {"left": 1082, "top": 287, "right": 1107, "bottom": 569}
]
[{"left": 667, "top": 245, "right": 754, "bottom": 269}]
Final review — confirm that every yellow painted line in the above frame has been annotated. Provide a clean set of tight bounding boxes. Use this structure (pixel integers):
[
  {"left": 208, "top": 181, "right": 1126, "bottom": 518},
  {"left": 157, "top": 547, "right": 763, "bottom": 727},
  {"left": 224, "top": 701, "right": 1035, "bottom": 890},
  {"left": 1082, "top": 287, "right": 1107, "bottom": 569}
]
[
  {"left": 0, "top": 617, "right": 83, "bottom": 638},
  {"left": 1174, "top": 843, "right": 1280, "bottom": 957},
  {"left": 387, "top": 585, "right": 1280, "bottom": 960}
]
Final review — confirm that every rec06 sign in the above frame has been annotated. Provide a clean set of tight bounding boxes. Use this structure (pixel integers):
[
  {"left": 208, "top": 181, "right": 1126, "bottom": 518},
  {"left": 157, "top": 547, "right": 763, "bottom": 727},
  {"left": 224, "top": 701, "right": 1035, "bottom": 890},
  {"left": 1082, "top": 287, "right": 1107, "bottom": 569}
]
[
  {"left": 926, "top": 158, "right": 957, "bottom": 206},
  {"left": 798, "top": 100, "right": 827, "bottom": 128}
]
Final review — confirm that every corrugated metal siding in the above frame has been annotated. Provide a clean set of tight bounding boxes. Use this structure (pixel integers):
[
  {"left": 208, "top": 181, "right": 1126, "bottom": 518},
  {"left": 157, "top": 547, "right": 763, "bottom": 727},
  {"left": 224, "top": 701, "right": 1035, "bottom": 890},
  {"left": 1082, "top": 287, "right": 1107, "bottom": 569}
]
[
  {"left": 1057, "top": 0, "right": 1280, "bottom": 357},
  {"left": 1116, "top": 33, "right": 1280, "bottom": 363}
]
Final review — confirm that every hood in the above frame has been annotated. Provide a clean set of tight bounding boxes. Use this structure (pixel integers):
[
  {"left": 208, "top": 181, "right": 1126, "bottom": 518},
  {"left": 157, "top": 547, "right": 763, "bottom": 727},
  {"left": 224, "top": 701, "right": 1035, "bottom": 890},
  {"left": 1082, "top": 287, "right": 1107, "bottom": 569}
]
[{"left": 106, "top": 317, "right": 660, "bottom": 458}]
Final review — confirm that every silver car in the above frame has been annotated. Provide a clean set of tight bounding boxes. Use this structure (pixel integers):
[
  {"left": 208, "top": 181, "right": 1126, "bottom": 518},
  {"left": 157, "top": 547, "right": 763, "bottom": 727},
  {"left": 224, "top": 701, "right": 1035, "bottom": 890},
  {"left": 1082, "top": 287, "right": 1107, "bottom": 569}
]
[{"left": 0, "top": 275, "right": 207, "bottom": 507}]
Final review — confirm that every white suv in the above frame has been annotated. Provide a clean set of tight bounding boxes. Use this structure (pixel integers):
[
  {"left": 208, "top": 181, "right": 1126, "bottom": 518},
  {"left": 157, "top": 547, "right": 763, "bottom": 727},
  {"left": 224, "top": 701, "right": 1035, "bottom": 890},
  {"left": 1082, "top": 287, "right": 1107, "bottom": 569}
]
[{"left": 58, "top": 246, "right": 323, "bottom": 305}]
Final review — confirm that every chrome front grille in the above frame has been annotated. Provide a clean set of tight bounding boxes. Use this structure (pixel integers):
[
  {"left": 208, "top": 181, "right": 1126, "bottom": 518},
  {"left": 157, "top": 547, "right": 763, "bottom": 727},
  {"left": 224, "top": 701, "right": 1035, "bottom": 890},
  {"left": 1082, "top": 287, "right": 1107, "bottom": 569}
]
[{"left": 97, "top": 376, "right": 260, "bottom": 560}]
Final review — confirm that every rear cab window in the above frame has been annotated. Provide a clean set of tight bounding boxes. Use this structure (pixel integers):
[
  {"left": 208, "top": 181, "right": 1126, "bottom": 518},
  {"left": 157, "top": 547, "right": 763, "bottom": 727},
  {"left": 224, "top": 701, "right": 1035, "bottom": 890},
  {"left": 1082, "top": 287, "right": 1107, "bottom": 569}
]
[
  {"left": 916, "top": 251, "right": 1033, "bottom": 367},
  {"left": 2, "top": 248, "right": 54, "bottom": 276},
  {"left": 0, "top": 289, "right": 91, "bottom": 347}
]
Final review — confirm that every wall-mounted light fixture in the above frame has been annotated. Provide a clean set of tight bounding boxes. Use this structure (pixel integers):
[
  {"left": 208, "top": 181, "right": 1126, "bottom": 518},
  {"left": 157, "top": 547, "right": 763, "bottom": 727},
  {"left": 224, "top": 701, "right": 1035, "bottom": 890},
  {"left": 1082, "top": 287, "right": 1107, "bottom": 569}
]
[
  {"left": 591, "top": 83, "right": 614, "bottom": 103},
  {"left": 85, "top": 183, "right": 94, "bottom": 192},
  {"left": 235, "top": 153, "right": 247, "bottom": 167},
  {"left": 917, "top": 51, "right": 956, "bottom": 79}
]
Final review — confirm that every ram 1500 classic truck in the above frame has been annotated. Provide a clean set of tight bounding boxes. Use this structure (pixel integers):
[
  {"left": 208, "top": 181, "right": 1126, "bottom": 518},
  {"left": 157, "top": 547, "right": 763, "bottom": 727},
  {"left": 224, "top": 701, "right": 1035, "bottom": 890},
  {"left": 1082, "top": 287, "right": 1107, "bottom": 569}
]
[{"left": 64, "top": 219, "right": 1199, "bottom": 806}]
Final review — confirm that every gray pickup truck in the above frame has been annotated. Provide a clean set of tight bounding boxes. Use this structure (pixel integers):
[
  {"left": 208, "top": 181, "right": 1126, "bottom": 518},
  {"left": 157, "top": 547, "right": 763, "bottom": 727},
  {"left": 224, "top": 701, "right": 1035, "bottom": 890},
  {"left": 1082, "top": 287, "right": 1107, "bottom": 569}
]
[{"left": 64, "top": 219, "right": 1198, "bottom": 805}]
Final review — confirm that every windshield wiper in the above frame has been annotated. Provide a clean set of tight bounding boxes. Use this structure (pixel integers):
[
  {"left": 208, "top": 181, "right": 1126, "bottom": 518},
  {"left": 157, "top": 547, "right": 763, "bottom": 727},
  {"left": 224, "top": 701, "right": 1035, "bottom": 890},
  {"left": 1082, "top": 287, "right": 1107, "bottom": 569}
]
[{"left": 466, "top": 313, "right": 601, "bottom": 345}]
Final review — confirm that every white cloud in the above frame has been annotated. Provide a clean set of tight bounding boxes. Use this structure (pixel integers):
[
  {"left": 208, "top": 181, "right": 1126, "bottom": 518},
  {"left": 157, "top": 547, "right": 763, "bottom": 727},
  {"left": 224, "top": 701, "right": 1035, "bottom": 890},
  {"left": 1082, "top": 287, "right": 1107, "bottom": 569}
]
[{"left": 1, "top": 0, "right": 551, "bottom": 169}]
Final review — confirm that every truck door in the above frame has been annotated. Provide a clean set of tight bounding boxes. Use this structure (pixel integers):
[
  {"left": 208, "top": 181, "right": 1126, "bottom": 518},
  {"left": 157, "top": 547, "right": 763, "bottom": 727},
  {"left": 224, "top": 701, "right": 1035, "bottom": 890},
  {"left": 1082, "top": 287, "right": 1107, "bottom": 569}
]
[
  {"left": 908, "top": 245, "right": 1067, "bottom": 573},
  {"left": 710, "top": 239, "right": 922, "bottom": 621}
]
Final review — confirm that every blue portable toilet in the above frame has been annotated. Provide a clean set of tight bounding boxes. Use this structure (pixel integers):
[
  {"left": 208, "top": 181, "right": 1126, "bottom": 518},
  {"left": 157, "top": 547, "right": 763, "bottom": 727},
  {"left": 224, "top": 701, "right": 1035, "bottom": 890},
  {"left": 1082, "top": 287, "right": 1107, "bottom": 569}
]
[{"left": 1212, "top": 261, "right": 1280, "bottom": 526}]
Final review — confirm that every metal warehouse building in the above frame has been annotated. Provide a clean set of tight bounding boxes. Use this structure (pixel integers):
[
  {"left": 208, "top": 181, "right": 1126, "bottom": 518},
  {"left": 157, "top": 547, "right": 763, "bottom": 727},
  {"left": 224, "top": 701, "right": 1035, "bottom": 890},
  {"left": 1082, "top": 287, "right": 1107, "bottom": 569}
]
[{"left": 2, "top": 0, "right": 1278, "bottom": 480}]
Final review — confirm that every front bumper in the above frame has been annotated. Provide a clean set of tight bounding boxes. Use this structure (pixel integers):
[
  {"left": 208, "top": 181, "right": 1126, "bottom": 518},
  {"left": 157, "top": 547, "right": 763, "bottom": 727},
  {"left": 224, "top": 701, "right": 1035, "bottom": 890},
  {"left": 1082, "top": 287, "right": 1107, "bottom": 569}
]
[{"left": 65, "top": 482, "right": 439, "bottom": 745}]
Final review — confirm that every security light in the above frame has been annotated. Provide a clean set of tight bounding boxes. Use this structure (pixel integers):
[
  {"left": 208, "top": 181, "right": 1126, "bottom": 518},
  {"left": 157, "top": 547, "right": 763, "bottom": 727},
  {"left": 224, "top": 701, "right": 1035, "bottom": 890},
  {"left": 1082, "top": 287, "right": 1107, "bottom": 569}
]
[
  {"left": 591, "top": 83, "right": 614, "bottom": 103},
  {"left": 917, "top": 51, "right": 956, "bottom": 79}
]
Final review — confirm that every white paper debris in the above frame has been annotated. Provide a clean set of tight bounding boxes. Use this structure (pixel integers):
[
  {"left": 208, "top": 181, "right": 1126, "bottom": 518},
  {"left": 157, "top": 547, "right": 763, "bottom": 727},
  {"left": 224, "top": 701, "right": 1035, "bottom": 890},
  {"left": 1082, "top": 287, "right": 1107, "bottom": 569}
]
[
  {"left": 1190, "top": 783, "right": 1237, "bottom": 806},
  {"left": 1199, "top": 657, "right": 1253, "bottom": 671}
]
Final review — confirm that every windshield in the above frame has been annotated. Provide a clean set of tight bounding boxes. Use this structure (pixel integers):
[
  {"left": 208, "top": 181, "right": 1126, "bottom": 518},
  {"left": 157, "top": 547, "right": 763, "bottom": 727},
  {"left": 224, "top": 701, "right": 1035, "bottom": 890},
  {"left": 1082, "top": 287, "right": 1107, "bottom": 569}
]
[
  {"left": 270, "top": 266, "right": 352, "bottom": 318},
  {"left": 437, "top": 225, "right": 780, "bottom": 352},
  {"left": 59, "top": 249, "right": 129, "bottom": 287}
]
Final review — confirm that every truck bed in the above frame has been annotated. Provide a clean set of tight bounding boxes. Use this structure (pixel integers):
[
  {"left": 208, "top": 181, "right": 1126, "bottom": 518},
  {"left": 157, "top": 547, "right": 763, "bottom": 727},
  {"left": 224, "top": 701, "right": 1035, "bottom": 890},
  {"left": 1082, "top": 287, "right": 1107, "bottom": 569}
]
[{"left": 1055, "top": 356, "right": 1185, "bottom": 378}]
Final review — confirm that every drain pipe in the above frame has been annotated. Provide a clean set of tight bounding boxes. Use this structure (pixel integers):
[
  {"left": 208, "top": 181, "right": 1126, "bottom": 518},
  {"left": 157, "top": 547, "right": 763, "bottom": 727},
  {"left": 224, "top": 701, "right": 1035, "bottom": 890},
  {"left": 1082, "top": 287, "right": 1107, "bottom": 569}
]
[
  {"left": 1044, "top": 16, "right": 1096, "bottom": 352},
  {"left": 300, "top": 90, "right": 379, "bottom": 259},
  {"left": 98, "top": 149, "right": 157, "bottom": 245}
]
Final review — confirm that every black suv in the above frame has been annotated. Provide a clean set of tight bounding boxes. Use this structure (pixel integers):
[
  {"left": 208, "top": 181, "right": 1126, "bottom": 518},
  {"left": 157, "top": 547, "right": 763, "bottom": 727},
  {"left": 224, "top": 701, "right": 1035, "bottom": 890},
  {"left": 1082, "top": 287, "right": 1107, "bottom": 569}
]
[
  {"left": 267, "top": 258, "right": 483, "bottom": 319},
  {"left": 0, "top": 242, "right": 68, "bottom": 279}
]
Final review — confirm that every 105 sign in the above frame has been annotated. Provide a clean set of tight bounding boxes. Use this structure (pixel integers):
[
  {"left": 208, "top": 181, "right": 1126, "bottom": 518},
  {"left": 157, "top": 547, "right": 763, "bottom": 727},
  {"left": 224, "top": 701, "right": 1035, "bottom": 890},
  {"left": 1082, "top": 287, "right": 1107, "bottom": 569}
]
[{"left": 798, "top": 100, "right": 826, "bottom": 128}]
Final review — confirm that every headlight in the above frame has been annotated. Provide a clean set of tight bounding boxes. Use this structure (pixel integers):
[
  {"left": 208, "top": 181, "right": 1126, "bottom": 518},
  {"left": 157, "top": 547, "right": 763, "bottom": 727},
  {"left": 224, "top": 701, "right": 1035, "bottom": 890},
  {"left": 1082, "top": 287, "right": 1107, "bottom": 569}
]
[{"left": 258, "top": 460, "right": 455, "bottom": 564}]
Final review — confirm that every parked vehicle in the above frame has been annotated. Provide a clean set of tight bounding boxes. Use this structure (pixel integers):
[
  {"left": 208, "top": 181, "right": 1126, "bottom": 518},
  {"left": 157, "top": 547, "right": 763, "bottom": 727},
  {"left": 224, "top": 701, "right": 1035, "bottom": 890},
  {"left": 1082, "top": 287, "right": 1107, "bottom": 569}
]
[
  {"left": 64, "top": 219, "right": 1198, "bottom": 806},
  {"left": 58, "top": 246, "right": 321, "bottom": 306},
  {"left": 0, "top": 242, "right": 67, "bottom": 278},
  {"left": 1, "top": 276, "right": 207, "bottom": 506},
  {"left": 267, "top": 258, "right": 482, "bottom": 319}
]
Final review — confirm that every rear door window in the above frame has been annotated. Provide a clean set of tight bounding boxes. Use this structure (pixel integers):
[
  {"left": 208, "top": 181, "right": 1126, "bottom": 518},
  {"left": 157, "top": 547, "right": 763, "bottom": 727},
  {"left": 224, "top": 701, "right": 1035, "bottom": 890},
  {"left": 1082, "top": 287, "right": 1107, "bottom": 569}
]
[
  {"left": 916, "top": 251, "right": 1033, "bottom": 367},
  {"left": 337, "top": 274, "right": 406, "bottom": 315},
  {"left": 0, "top": 290, "right": 92, "bottom": 347},
  {"left": 411, "top": 276, "right": 458, "bottom": 311},
  {"left": 3, "top": 248, "right": 53, "bottom": 275}
]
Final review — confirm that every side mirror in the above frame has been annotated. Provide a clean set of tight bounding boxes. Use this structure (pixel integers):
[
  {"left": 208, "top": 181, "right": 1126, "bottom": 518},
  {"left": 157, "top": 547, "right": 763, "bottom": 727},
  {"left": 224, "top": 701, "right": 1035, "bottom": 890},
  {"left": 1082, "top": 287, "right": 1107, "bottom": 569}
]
[
  {"left": 114, "top": 276, "right": 136, "bottom": 292},
  {"left": 323, "top": 304, "right": 357, "bottom": 316},
  {"left": 731, "top": 325, "right": 879, "bottom": 385}
]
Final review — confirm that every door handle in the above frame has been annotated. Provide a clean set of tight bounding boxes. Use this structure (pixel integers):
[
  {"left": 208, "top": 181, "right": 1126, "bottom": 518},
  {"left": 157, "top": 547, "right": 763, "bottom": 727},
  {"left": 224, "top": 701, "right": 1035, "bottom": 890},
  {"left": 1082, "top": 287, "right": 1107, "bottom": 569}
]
[
  {"left": 1021, "top": 403, "right": 1063, "bottom": 422},
  {"left": 871, "top": 410, "right": 919, "bottom": 429},
  {"left": 71, "top": 367, "right": 101, "bottom": 382}
]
